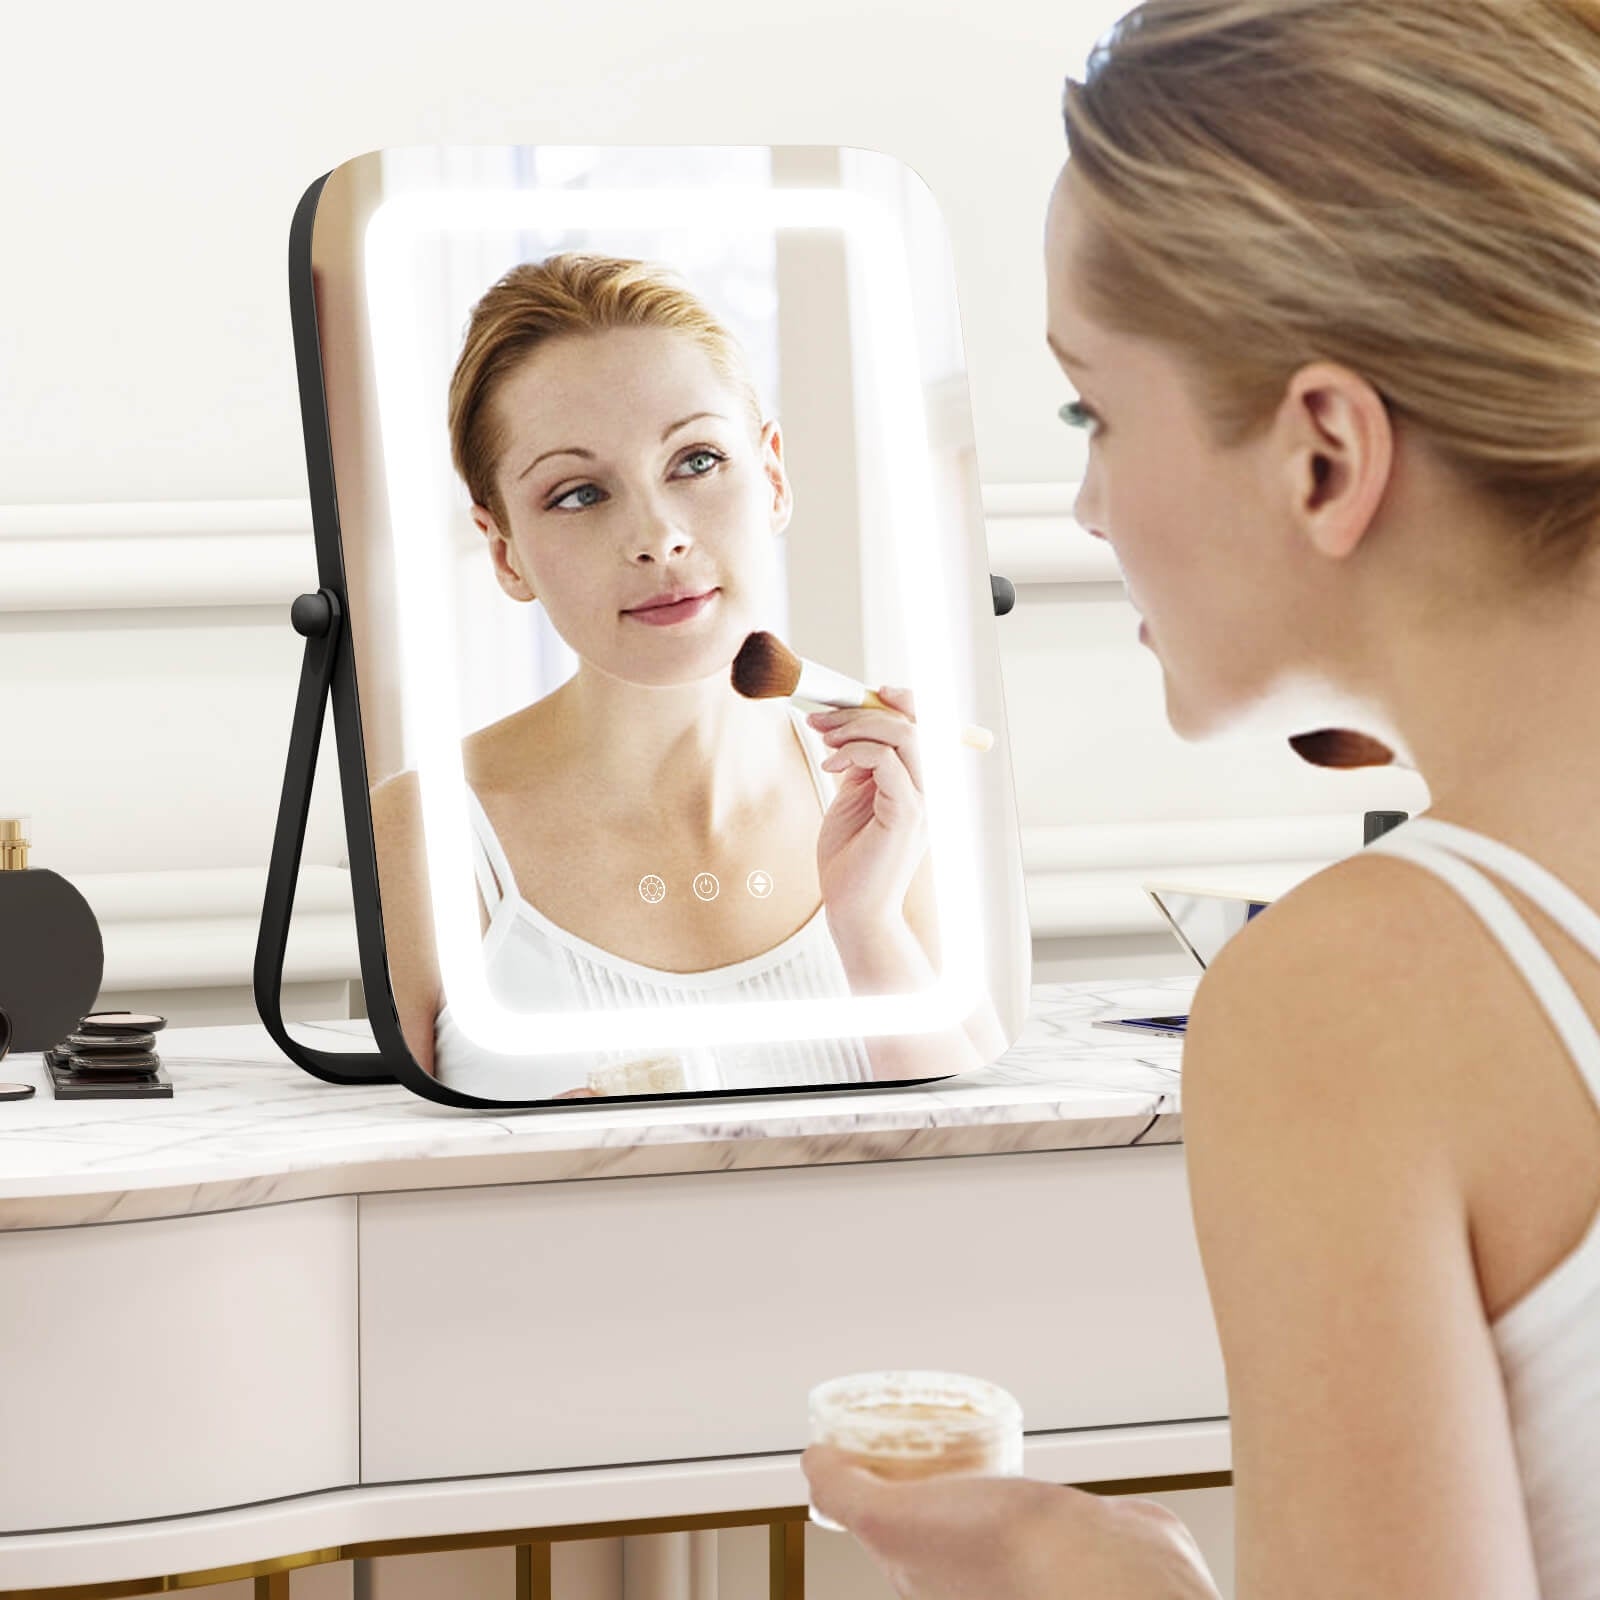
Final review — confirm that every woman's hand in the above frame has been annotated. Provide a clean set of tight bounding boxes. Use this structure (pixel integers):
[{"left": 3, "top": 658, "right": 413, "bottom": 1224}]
[
  {"left": 801, "top": 1446, "right": 1222, "bottom": 1600},
  {"left": 812, "top": 686, "right": 928, "bottom": 946}
]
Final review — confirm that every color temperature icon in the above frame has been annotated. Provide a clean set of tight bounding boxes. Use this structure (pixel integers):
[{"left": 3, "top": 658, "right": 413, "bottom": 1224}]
[{"left": 638, "top": 875, "right": 667, "bottom": 904}]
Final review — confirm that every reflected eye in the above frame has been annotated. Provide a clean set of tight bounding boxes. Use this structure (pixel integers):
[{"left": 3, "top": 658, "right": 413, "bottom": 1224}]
[
  {"left": 673, "top": 447, "right": 726, "bottom": 477},
  {"left": 1058, "top": 399, "right": 1102, "bottom": 437},
  {"left": 546, "top": 447, "right": 726, "bottom": 513},
  {"left": 549, "top": 483, "right": 605, "bottom": 511}
]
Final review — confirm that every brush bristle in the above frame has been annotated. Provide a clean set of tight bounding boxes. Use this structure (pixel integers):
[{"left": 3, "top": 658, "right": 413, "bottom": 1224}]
[
  {"left": 731, "top": 631, "right": 802, "bottom": 700},
  {"left": 1288, "top": 729, "right": 1398, "bottom": 768}
]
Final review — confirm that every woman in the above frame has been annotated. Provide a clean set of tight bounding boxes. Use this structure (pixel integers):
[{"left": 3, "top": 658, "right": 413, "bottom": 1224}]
[
  {"left": 806, "top": 2, "right": 1600, "bottom": 1595},
  {"left": 370, "top": 253, "right": 1000, "bottom": 1096}
]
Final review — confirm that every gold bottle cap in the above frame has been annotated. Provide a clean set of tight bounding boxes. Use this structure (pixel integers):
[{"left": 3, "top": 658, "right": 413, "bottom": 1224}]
[{"left": 0, "top": 817, "right": 29, "bottom": 870}]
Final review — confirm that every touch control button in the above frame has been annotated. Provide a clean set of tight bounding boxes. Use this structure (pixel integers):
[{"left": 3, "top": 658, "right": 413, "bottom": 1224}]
[
  {"left": 746, "top": 870, "right": 773, "bottom": 899},
  {"left": 638, "top": 874, "right": 667, "bottom": 904},
  {"left": 692, "top": 872, "right": 720, "bottom": 902}
]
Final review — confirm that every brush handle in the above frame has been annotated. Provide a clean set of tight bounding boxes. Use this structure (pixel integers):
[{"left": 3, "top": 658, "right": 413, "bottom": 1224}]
[
  {"left": 792, "top": 688, "right": 994, "bottom": 752},
  {"left": 791, "top": 658, "right": 993, "bottom": 749},
  {"left": 858, "top": 687, "right": 995, "bottom": 749}
]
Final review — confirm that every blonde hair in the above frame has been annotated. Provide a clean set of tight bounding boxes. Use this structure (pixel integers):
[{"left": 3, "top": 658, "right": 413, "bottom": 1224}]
[
  {"left": 447, "top": 252, "right": 764, "bottom": 523},
  {"left": 1061, "top": 0, "right": 1600, "bottom": 583}
]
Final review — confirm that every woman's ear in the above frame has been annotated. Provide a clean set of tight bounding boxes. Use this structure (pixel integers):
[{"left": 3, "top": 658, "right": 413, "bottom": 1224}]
[
  {"left": 1277, "top": 362, "right": 1393, "bottom": 563},
  {"left": 761, "top": 421, "right": 794, "bottom": 537},
  {"left": 472, "top": 504, "right": 536, "bottom": 603}
]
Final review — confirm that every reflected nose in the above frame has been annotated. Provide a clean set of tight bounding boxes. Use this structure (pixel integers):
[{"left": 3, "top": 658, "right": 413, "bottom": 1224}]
[{"left": 632, "top": 510, "right": 692, "bottom": 564}]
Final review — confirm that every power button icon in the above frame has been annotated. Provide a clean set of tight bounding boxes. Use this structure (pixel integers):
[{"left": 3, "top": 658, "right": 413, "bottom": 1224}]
[
  {"left": 746, "top": 870, "right": 773, "bottom": 899},
  {"left": 692, "top": 872, "right": 720, "bottom": 902}
]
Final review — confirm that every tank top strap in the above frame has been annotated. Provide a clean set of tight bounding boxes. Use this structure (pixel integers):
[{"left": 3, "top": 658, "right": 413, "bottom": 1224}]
[
  {"left": 1389, "top": 816, "right": 1600, "bottom": 965},
  {"left": 463, "top": 785, "right": 518, "bottom": 920},
  {"left": 1364, "top": 820, "right": 1600, "bottom": 1099}
]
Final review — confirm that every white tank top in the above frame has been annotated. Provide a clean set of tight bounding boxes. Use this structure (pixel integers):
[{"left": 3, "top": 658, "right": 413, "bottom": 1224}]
[
  {"left": 1364, "top": 814, "right": 1600, "bottom": 1598},
  {"left": 432, "top": 707, "right": 874, "bottom": 1099}
]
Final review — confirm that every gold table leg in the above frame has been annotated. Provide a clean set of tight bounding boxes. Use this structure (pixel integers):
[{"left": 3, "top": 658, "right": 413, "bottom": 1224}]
[
  {"left": 514, "top": 1541, "right": 553, "bottom": 1600},
  {"left": 0, "top": 1477, "right": 1232, "bottom": 1600},
  {"left": 768, "top": 1517, "right": 804, "bottom": 1600}
]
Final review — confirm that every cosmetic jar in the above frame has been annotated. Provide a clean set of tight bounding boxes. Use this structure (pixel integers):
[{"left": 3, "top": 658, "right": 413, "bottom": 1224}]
[{"left": 0, "top": 817, "right": 106, "bottom": 1053}]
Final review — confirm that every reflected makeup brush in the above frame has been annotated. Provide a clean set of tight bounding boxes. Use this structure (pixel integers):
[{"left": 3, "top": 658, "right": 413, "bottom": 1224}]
[
  {"left": 1288, "top": 729, "right": 1414, "bottom": 770},
  {"left": 732, "top": 631, "right": 994, "bottom": 752}
]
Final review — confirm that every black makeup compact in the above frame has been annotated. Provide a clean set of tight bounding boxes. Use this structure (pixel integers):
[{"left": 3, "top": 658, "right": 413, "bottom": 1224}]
[
  {"left": 76, "top": 1011, "right": 166, "bottom": 1036},
  {"left": 0, "top": 1006, "right": 38, "bottom": 1102},
  {"left": 45, "top": 1010, "right": 173, "bottom": 1099}
]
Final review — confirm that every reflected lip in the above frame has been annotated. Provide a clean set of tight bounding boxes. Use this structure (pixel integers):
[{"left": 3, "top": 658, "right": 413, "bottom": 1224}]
[{"left": 625, "top": 587, "right": 718, "bottom": 613}]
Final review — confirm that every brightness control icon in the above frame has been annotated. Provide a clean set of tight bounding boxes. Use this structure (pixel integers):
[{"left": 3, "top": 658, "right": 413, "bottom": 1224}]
[
  {"left": 638, "top": 874, "right": 667, "bottom": 905},
  {"left": 746, "top": 870, "right": 773, "bottom": 899},
  {"left": 692, "top": 872, "right": 720, "bottom": 902}
]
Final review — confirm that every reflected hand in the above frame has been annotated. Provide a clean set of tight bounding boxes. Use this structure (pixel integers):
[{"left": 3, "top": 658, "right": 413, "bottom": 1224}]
[
  {"left": 801, "top": 1445, "right": 1221, "bottom": 1600},
  {"left": 812, "top": 687, "right": 927, "bottom": 943}
]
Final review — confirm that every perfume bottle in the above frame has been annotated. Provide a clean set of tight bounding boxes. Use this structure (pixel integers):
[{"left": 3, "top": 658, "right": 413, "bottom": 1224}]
[{"left": 0, "top": 817, "right": 105, "bottom": 1053}]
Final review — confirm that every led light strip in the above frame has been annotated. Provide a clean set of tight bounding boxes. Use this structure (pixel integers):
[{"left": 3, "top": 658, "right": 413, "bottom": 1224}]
[{"left": 365, "top": 182, "right": 983, "bottom": 1056}]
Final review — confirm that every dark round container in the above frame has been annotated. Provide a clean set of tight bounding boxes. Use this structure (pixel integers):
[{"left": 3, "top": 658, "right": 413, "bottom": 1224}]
[{"left": 0, "top": 868, "right": 105, "bottom": 1054}]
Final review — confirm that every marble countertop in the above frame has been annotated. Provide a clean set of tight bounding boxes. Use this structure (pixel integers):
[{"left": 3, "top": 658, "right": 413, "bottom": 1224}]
[{"left": 0, "top": 977, "right": 1195, "bottom": 1230}]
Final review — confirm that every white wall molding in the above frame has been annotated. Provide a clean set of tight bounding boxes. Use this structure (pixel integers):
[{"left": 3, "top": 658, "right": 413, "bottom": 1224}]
[
  {"left": 1022, "top": 814, "right": 1365, "bottom": 874},
  {"left": 1021, "top": 816, "right": 1364, "bottom": 940},
  {"left": 65, "top": 825, "right": 1362, "bottom": 994},
  {"left": 983, "top": 481, "right": 1121, "bottom": 586},
  {"left": 0, "top": 482, "right": 1099, "bottom": 611},
  {"left": 72, "top": 865, "right": 357, "bottom": 991},
  {"left": 0, "top": 499, "right": 316, "bottom": 612},
  {"left": 1026, "top": 859, "right": 1340, "bottom": 941}
]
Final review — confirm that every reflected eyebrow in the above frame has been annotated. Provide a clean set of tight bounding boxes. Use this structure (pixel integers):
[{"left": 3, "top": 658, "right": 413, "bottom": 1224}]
[
  {"left": 516, "top": 412, "right": 732, "bottom": 481},
  {"left": 1046, "top": 332, "right": 1091, "bottom": 370}
]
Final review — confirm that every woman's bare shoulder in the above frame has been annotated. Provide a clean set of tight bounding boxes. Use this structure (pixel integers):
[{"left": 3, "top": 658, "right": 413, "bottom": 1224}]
[
  {"left": 1182, "top": 849, "right": 1501, "bottom": 1110},
  {"left": 461, "top": 698, "right": 568, "bottom": 797},
  {"left": 366, "top": 768, "right": 422, "bottom": 844},
  {"left": 1180, "top": 853, "right": 1547, "bottom": 1599}
]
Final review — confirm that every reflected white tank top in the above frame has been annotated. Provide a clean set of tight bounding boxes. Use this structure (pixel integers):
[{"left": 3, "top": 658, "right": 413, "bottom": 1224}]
[
  {"left": 432, "top": 708, "right": 873, "bottom": 1099},
  {"left": 1364, "top": 815, "right": 1600, "bottom": 1599}
]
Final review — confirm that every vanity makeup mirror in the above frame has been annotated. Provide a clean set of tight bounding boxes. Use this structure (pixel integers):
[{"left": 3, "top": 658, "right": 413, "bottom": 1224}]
[{"left": 257, "top": 145, "right": 1029, "bottom": 1109}]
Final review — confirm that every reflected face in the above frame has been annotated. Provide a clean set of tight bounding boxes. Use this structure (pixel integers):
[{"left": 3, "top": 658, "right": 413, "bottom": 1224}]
[
  {"left": 476, "top": 326, "right": 791, "bottom": 689},
  {"left": 1043, "top": 163, "right": 1308, "bottom": 741}
]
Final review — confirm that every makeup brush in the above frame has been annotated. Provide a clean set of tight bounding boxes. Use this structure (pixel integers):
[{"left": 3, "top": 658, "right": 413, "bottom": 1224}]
[
  {"left": 732, "top": 631, "right": 994, "bottom": 752},
  {"left": 1288, "top": 729, "right": 1413, "bottom": 770}
]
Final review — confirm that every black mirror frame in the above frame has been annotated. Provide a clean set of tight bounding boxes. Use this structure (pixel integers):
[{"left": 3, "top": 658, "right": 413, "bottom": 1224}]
[{"left": 255, "top": 170, "right": 1018, "bottom": 1110}]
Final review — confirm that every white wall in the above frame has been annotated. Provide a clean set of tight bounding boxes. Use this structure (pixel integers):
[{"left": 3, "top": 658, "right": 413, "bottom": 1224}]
[{"left": 1, "top": 1, "right": 1141, "bottom": 504}]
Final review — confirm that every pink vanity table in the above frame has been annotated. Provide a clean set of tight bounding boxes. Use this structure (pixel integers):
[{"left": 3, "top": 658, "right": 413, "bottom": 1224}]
[{"left": 0, "top": 978, "right": 1228, "bottom": 1599}]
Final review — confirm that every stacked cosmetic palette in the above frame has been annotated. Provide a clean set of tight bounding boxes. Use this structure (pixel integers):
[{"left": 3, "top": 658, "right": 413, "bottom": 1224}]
[{"left": 44, "top": 1011, "right": 172, "bottom": 1099}]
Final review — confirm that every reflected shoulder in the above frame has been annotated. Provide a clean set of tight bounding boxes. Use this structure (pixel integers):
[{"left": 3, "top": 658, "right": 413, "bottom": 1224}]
[
  {"left": 369, "top": 767, "right": 422, "bottom": 840},
  {"left": 464, "top": 700, "right": 567, "bottom": 793}
]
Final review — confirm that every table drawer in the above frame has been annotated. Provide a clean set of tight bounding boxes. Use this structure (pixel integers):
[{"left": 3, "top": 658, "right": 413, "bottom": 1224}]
[
  {"left": 0, "top": 1198, "right": 358, "bottom": 1529},
  {"left": 359, "top": 1146, "right": 1225, "bottom": 1482}
]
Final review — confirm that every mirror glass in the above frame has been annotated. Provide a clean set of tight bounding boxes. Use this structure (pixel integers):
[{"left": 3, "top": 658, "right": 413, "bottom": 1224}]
[
  {"left": 1145, "top": 887, "right": 1273, "bottom": 972},
  {"left": 305, "top": 144, "right": 1028, "bottom": 1103}
]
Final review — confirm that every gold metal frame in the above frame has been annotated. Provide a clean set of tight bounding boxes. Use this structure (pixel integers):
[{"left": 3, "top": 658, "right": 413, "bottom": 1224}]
[{"left": 0, "top": 1472, "right": 1230, "bottom": 1600}]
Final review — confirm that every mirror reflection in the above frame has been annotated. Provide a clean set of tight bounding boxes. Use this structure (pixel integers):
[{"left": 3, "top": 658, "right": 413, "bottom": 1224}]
[{"left": 306, "top": 146, "right": 1026, "bottom": 1102}]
